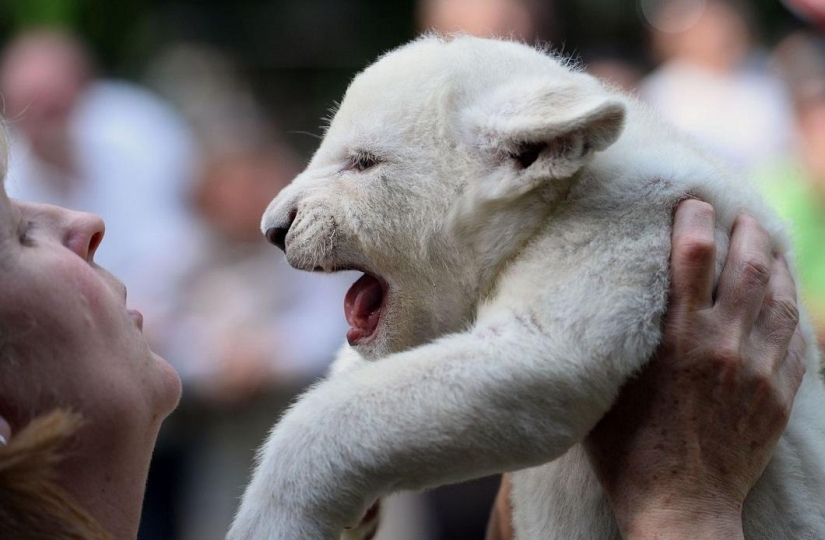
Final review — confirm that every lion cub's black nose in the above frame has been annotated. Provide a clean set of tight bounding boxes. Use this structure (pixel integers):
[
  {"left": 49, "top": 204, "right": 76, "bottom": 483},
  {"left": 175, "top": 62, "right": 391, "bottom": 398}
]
[
  {"left": 265, "top": 208, "right": 297, "bottom": 252},
  {"left": 266, "top": 226, "right": 288, "bottom": 251}
]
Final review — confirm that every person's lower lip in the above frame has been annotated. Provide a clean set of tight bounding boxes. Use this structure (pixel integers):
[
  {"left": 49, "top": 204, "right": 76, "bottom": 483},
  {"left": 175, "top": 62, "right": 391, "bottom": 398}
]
[{"left": 128, "top": 309, "right": 144, "bottom": 329}]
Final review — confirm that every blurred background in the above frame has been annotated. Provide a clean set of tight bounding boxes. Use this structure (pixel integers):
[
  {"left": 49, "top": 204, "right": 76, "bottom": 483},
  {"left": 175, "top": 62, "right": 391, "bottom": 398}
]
[{"left": 1, "top": 0, "right": 824, "bottom": 539}]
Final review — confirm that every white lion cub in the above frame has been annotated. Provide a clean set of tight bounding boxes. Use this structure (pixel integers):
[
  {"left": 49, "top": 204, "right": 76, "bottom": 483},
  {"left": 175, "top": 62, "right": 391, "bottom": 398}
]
[{"left": 229, "top": 35, "right": 825, "bottom": 539}]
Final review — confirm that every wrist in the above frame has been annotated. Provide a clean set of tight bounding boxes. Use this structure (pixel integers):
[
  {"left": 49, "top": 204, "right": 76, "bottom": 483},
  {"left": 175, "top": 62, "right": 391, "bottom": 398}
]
[{"left": 613, "top": 495, "right": 744, "bottom": 540}]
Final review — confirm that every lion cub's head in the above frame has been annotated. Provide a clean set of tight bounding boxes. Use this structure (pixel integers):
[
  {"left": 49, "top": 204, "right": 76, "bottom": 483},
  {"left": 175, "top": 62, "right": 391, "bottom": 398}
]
[{"left": 262, "top": 35, "right": 626, "bottom": 359}]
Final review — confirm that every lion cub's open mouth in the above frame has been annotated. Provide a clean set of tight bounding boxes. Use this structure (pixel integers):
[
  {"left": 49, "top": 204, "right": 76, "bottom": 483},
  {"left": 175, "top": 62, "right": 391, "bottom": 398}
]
[{"left": 344, "top": 273, "right": 387, "bottom": 345}]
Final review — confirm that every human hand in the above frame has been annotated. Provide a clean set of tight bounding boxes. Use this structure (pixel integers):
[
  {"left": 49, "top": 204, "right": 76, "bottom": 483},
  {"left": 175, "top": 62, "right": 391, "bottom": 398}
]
[
  {"left": 486, "top": 474, "right": 513, "bottom": 540},
  {"left": 584, "top": 200, "right": 807, "bottom": 539}
]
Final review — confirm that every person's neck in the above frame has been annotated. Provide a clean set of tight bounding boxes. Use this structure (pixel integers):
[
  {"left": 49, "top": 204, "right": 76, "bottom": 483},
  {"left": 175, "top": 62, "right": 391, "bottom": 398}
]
[{"left": 58, "top": 426, "right": 158, "bottom": 539}]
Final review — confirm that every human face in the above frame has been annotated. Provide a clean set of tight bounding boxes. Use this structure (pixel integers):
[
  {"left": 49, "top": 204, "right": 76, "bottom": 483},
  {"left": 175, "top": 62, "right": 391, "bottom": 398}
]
[{"left": 0, "top": 186, "right": 181, "bottom": 460}]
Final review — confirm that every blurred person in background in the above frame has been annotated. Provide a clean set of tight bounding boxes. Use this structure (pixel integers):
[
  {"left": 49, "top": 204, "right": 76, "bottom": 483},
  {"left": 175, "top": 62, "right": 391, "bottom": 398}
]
[
  {"left": 640, "top": 0, "right": 793, "bottom": 171},
  {"left": 0, "top": 28, "right": 199, "bottom": 349},
  {"left": 417, "top": 0, "right": 536, "bottom": 41},
  {"left": 585, "top": 54, "right": 644, "bottom": 93},
  {"left": 417, "top": 0, "right": 557, "bottom": 44},
  {"left": 755, "top": 31, "right": 825, "bottom": 348},
  {"left": 167, "top": 144, "right": 352, "bottom": 540},
  {"left": 143, "top": 45, "right": 368, "bottom": 540},
  {"left": 0, "top": 33, "right": 202, "bottom": 538},
  {"left": 781, "top": 0, "right": 825, "bottom": 29}
]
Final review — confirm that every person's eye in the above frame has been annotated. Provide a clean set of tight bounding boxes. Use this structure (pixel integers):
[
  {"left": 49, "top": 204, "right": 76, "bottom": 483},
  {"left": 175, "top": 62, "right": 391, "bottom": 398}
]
[
  {"left": 19, "top": 220, "right": 35, "bottom": 247},
  {"left": 347, "top": 151, "right": 381, "bottom": 172}
]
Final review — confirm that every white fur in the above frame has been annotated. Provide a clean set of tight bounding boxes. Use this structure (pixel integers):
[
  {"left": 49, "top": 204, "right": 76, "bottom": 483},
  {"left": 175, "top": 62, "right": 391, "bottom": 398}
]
[{"left": 228, "top": 36, "right": 825, "bottom": 539}]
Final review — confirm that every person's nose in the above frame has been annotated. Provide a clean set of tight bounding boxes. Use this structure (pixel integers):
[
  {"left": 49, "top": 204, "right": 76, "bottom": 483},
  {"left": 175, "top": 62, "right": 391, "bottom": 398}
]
[{"left": 63, "top": 211, "right": 106, "bottom": 262}]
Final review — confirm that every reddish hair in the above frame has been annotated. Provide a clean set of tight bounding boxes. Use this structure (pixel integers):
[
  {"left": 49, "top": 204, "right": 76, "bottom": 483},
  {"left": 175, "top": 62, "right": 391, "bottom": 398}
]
[{"left": 0, "top": 410, "right": 111, "bottom": 539}]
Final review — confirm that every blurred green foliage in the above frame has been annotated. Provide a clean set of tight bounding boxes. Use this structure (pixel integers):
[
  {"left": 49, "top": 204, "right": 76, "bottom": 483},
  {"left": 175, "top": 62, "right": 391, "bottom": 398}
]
[
  {"left": 1, "top": 0, "right": 150, "bottom": 73},
  {"left": 7, "top": 0, "right": 79, "bottom": 27}
]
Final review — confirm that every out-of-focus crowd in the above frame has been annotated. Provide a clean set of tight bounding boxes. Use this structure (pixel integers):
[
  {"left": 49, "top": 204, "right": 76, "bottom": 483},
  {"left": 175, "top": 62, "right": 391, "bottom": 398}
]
[{"left": 1, "top": 0, "right": 823, "bottom": 539}]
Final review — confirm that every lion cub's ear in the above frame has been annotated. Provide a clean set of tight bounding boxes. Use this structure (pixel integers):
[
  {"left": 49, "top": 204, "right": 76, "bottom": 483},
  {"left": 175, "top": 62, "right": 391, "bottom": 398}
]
[{"left": 462, "top": 78, "right": 626, "bottom": 199}]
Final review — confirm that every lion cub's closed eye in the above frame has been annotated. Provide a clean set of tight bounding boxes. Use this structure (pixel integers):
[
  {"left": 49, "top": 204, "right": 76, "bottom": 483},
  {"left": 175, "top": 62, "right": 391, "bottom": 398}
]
[{"left": 346, "top": 151, "right": 381, "bottom": 172}]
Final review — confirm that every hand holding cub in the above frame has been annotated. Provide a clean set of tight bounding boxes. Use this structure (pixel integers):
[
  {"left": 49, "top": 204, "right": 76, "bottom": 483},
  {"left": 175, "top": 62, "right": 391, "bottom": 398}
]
[{"left": 488, "top": 202, "right": 806, "bottom": 540}]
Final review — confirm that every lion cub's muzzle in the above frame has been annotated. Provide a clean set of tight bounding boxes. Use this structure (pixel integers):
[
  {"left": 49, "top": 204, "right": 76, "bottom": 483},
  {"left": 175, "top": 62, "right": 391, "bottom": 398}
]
[{"left": 264, "top": 207, "right": 296, "bottom": 252}]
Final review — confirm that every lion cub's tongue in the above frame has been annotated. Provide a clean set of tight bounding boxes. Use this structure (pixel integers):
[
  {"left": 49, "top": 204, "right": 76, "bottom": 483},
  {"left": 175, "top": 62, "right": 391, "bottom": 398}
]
[{"left": 344, "top": 274, "right": 383, "bottom": 345}]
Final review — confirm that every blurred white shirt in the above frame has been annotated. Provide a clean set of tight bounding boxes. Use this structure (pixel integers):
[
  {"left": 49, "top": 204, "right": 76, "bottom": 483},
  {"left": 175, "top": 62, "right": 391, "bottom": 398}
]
[
  {"left": 6, "top": 80, "right": 200, "bottom": 336},
  {"left": 641, "top": 59, "right": 794, "bottom": 171}
]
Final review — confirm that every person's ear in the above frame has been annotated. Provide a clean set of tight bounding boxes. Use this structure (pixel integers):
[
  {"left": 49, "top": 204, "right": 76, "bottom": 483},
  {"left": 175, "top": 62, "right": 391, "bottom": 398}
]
[{"left": 461, "top": 77, "right": 626, "bottom": 202}]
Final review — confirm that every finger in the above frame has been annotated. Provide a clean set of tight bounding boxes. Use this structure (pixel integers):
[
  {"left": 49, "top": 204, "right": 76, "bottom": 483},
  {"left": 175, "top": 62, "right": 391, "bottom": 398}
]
[
  {"left": 670, "top": 200, "right": 717, "bottom": 311},
  {"left": 752, "top": 254, "right": 800, "bottom": 368},
  {"left": 715, "top": 214, "right": 772, "bottom": 331},
  {"left": 771, "top": 326, "right": 807, "bottom": 426},
  {"left": 780, "top": 326, "right": 807, "bottom": 394},
  {"left": 486, "top": 475, "right": 514, "bottom": 540}
]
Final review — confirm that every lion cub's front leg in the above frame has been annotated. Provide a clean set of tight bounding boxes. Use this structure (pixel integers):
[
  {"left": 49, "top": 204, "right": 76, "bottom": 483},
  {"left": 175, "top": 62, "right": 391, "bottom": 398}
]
[
  {"left": 330, "top": 345, "right": 383, "bottom": 540},
  {"left": 228, "top": 309, "right": 648, "bottom": 539}
]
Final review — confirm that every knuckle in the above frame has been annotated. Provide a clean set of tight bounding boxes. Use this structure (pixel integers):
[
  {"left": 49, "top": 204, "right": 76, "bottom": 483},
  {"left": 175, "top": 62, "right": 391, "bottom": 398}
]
[
  {"left": 773, "top": 401, "right": 793, "bottom": 428},
  {"left": 750, "top": 370, "right": 782, "bottom": 412},
  {"left": 751, "top": 369, "right": 775, "bottom": 391},
  {"left": 676, "top": 234, "right": 716, "bottom": 265},
  {"left": 739, "top": 257, "right": 771, "bottom": 287},
  {"left": 770, "top": 296, "right": 800, "bottom": 327},
  {"left": 712, "top": 341, "right": 744, "bottom": 367}
]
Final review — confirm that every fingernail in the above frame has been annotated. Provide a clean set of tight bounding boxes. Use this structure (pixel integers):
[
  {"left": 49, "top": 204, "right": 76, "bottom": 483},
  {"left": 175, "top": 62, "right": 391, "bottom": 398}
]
[{"left": 0, "top": 434, "right": 7, "bottom": 446}]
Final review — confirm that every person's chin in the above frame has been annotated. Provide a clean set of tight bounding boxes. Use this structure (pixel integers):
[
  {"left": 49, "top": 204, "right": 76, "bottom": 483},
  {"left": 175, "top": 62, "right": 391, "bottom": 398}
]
[{"left": 151, "top": 351, "right": 183, "bottom": 417}]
